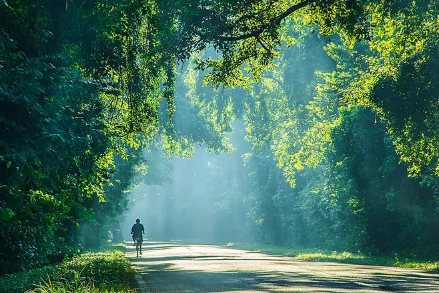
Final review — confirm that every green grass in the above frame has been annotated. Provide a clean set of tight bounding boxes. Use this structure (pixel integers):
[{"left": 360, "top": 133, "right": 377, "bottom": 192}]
[
  {"left": 225, "top": 242, "right": 439, "bottom": 270},
  {"left": 0, "top": 244, "right": 137, "bottom": 293},
  {"left": 85, "top": 242, "right": 127, "bottom": 254}
]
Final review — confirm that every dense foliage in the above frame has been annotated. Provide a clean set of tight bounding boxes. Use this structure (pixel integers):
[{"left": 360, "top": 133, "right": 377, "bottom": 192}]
[
  {"left": 0, "top": 247, "right": 135, "bottom": 293},
  {"left": 1, "top": 0, "right": 438, "bottom": 274},
  {"left": 0, "top": 0, "right": 220, "bottom": 273},
  {"left": 133, "top": 0, "right": 439, "bottom": 259}
]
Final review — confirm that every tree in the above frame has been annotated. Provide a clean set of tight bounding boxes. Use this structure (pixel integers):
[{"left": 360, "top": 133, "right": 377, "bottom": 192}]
[{"left": 1, "top": 0, "right": 439, "bottom": 273}]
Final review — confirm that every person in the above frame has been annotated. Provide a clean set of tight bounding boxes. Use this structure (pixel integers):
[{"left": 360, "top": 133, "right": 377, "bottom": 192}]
[{"left": 131, "top": 218, "right": 145, "bottom": 246}]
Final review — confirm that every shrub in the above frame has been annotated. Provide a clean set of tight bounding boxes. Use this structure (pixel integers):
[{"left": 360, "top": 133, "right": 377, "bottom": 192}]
[{"left": 0, "top": 249, "right": 137, "bottom": 293}]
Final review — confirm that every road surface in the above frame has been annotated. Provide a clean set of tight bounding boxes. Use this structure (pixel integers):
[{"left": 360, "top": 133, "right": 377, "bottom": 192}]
[{"left": 126, "top": 241, "right": 439, "bottom": 293}]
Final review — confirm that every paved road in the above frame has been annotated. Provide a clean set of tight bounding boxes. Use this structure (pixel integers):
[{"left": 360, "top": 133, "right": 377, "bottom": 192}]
[{"left": 126, "top": 241, "right": 439, "bottom": 293}]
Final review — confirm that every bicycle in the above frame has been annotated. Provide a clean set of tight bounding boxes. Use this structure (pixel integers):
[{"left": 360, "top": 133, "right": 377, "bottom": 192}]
[{"left": 134, "top": 234, "right": 143, "bottom": 257}]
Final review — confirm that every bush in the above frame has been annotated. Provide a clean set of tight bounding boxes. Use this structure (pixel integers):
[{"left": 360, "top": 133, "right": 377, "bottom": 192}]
[
  {"left": 0, "top": 249, "right": 137, "bottom": 293},
  {"left": 56, "top": 251, "right": 134, "bottom": 289},
  {"left": 0, "top": 266, "right": 57, "bottom": 293}
]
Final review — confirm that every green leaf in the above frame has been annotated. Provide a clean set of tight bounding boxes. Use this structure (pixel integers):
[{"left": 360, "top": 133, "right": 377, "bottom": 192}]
[{"left": 0, "top": 207, "right": 14, "bottom": 221}]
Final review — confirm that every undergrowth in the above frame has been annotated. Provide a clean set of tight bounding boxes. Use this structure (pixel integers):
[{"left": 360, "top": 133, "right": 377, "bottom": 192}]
[
  {"left": 0, "top": 244, "right": 137, "bottom": 293},
  {"left": 225, "top": 242, "right": 439, "bottom": 270}
]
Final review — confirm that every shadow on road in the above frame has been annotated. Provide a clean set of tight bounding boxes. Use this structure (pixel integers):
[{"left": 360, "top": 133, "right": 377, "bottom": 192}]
[
  {"left": 126, "top": 241, "right": 439, "bottom": 293},
  {"left": 139, "top": 269, "right": 370, "bottom": 293}
]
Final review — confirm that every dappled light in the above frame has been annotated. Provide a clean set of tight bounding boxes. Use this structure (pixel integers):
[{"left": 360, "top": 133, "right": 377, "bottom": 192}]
[{"left": 126, "top": 242, "right": 439, "bottom": 292}]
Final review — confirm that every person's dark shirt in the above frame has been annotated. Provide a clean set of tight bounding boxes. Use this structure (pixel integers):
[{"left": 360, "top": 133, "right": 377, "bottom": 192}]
[{"left": 131, "top": 223, "right": 144, "bottom": 236}]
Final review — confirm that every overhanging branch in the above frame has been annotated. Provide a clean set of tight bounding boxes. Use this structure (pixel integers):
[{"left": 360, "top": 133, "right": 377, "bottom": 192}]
[{"left": 217, "top": 0, "right": 316, "bottom": 42}]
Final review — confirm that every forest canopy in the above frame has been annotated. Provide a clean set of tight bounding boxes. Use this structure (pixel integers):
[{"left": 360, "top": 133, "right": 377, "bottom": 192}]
[{"left": 1, "top": 0, "right": 439, "bottom": 274}]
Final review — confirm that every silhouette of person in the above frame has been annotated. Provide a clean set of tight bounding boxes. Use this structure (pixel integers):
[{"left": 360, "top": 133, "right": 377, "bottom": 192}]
[{"left": 131, "top": 218, "right": 145, "bottom": 246}]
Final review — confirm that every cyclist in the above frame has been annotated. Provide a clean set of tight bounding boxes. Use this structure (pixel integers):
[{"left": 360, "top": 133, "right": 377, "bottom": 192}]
[{"left": 131, "top": 218, "right": 145, "bottom": 246}]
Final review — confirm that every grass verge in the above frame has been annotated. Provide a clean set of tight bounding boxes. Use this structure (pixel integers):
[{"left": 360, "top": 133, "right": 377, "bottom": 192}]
[
  {"left": 225, "top": 242, "right": 439, "bottom": 270},
  {"left": 0, "top": 244, "right": 137, "bottom": 293}
]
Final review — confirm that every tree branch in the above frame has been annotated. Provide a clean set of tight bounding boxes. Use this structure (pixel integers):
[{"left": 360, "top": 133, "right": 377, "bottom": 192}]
[
  {"left": 257, "top": 37, "right": 271, "bottom": 53},
  {"left": 217, "top": 0, "right": 315, "bottom": 42}
]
